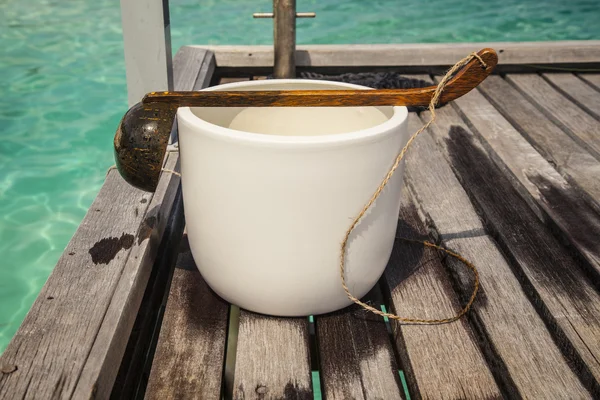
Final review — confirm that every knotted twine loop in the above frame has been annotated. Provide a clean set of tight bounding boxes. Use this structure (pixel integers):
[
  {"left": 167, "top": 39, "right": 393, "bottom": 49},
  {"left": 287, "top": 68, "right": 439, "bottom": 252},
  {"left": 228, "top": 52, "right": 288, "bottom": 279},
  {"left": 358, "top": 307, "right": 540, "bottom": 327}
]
[{"left": 340, "top": 52, "right": 486, "bottom": 324}]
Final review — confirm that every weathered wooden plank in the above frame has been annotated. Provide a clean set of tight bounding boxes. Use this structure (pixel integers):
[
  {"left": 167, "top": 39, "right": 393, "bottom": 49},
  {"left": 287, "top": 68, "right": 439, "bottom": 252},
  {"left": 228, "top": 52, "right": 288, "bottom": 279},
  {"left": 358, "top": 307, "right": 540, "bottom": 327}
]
[
  {"left": 144, "top": 236, "right": 229, "bottom": 400},
  {"left": 578, "top": 74, "right": 600, "bottom": 92},
  {"left": 109, "top": 184, "right": 185, "bottom": 400},
  {"left": 315, "top": 288, "right": 403, "bottom": 400},
  {"left": 112, "top": 48, "right": 216, "bottom": 400},
  {"left": 0, "top": 47, "right": 216, "bottom": 400},
  {"left": 543, "top": 73, "right": 600, "bottom": 120},
  {"left": 174, "top": 46, "right": 215, "bottom": 91},
  {"left": 73, "top": 153, "right": 183, "bottom": 400},
  {"left": 232, "top": 313, "right": 312, "bottom": 400},
  {"left": 403, "top": 113, "right": 592, "bottom": 398},
  {"left": 382, "top": 187, "right": 501, "bottom": 400},
  {"left": 506, "top": 74, "right": 600, "bottom": 159},
  {"left": 0, "top": 171, "right": 152, "bottom": 399},
  {"left": 71, "top": 47, "right": 215, "bottom": 400},
  {"left": 142, "top": 69, "right": 243, "bottom": 399},
  {"left": 129, "top": 48, "right": 225, "bottom": 400},
  {"left": 421, "top": 106, "right": 600, "bottom": 394},
  {"left": 448, "top": 80, "right": 600, "bottom": 282},
  {"left": 197, "top": 41, "right": 600, "bottom": 68},
  {"left": 478, "top": 75, "right": 600, "bottom": 207},
  {"left": 170, "top": 46, "right": 216, "bottom": 147}
]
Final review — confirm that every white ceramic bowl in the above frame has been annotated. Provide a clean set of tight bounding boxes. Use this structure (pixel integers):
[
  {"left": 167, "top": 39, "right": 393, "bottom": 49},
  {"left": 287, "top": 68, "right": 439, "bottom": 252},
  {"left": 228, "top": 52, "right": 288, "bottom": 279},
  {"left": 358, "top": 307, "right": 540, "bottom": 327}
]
[{"left": 177, "top": 79, "right": 409, "bottom": 316}]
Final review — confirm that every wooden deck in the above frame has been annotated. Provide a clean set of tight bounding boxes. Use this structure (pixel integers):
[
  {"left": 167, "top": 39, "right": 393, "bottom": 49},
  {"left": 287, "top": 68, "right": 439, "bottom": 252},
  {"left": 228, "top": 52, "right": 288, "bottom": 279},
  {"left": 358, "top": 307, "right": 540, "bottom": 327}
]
[{"left": 1, "top": 42, "right": 600, "bottom": 399}]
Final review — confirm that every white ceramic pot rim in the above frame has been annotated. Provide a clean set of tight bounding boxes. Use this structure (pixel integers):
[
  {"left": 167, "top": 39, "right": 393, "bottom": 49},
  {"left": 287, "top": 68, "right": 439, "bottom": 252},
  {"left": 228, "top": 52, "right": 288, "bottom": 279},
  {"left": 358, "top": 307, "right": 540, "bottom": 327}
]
[{"left": 177, "top": 79, "right": 408, "bottom": 149}]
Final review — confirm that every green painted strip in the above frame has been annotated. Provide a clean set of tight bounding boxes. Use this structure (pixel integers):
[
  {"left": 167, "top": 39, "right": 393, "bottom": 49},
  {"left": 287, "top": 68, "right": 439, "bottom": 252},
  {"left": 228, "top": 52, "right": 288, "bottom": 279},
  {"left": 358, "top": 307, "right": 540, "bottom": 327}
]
[
  {"left": 399, "top": 370, "right": 411, "bottom": 400},
  {"left": 380, "top": 305, "right": 390, "bottom": 322},
  {"left": 312, "top": 370, "right": 322, "bottom": 400}
]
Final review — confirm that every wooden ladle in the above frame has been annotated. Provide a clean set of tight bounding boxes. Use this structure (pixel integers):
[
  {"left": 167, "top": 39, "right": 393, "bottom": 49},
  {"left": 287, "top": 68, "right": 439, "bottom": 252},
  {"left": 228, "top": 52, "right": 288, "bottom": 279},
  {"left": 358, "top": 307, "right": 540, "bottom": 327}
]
[{"left": 114, "top": 48, "right": 497, "bottom": 192}]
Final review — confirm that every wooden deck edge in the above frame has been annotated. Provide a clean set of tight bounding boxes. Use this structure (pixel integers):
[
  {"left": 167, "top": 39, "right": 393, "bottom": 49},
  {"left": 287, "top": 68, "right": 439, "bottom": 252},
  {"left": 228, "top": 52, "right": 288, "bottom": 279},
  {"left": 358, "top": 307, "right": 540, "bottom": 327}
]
[
  {"left": 73, "top": 153, "right": 184, "bottom": 399},
  {"left": 0, "top": 48, "right": 216, "bottom": 400},
  {"left": 0, "top": 171, "right": 153, "bottom": 399},
  {"left": 189, "top": 41, "right": 600, "bottom": 68}
]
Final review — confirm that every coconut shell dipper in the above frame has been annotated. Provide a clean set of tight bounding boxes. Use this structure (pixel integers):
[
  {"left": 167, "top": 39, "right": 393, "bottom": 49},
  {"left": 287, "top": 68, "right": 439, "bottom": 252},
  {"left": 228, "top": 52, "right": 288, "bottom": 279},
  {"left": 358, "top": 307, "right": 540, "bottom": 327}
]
[{"left": 114, "top": 48, "right": 497, "bottom": 191}]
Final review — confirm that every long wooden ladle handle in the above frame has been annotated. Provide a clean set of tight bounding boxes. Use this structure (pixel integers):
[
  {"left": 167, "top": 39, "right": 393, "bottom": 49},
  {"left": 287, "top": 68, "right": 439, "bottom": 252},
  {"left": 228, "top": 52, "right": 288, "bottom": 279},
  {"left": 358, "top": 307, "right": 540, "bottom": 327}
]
[
  {"left": 114, "top": 48, "right": 497, "bottom": 192},
  {"left": 142, "top": 48, "right": 497, "bottom": 107}
]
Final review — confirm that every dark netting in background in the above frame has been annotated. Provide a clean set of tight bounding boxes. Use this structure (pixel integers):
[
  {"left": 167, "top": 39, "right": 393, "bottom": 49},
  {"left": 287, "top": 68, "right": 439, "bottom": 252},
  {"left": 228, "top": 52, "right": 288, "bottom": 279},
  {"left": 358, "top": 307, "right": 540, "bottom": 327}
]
[{"left": 298, "top": 72, "right": 436, "bottom": 112}]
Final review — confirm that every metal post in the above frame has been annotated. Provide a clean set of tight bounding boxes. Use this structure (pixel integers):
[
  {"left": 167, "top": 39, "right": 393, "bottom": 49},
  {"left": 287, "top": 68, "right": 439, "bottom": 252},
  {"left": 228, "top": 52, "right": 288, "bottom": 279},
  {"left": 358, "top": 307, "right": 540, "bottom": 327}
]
[
  {"left": 254, "top": 3, "right": 315, "bottom": 79},
  {"left": 120, "top": 0, "right": 173, "bottom": 106},
  {"left": 273, "top": 0, "right": 296, "bottom": 78}
]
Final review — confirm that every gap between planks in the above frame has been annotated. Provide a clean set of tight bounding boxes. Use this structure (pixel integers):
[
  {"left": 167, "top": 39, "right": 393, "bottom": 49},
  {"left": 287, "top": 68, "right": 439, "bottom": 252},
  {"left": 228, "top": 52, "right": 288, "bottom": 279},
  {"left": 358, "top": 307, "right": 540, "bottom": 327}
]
[
  {"left": 314, "top": 286, "right": 404, "bottom": 400},
  {"left": 542, "top": 73, "right": 600, "bottom": 121},
  {"left": 477, "top": 75, "right": 600, "bottom": 213},
  {"left": 409, "top": 76, "right": 600, "bottom": 395},
  {"left": 144, "top": 236, "right": 229, "bottom": 400},
  {"left": 403, "top": 106, "right": 595, "bottom": 398},
  {"left": 505, "top": 73, "right": 600, "bottom": 161},
  {"left": 439, "top": 75, "right": 600, "bottom": 286},
  {"left": 381, "top": 184, "right": 501, "bottom": 400}
]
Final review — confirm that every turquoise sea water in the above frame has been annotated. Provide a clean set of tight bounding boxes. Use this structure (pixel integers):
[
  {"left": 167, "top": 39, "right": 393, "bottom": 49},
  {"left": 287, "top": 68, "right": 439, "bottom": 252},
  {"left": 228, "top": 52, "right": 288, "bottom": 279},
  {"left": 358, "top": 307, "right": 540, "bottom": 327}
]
[{"left": 1, "top": 0, "right": 599, "bottom": 353}]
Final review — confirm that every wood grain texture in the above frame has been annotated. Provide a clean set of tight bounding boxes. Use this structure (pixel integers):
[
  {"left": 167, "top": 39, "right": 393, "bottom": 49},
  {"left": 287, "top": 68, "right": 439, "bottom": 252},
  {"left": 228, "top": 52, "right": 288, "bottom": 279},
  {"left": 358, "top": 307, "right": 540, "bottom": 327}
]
[
  {"left": 140, "top": 47, "right": 225, "bottom": 400},
  {"left": 448, "top": 81, "right": 600, "bottom": 282},
  {"left": 169, "top": 46, "right": 215, "bottom": 148},
  {"left": 0, "top": 46, "right": 216, "bottom": 400},
  {"left": 144, "top": 237, "right": 229, "bottom": 400},
  {"left": 543, "top": 73, "right": 600, "bottom": 120},
  {"left": 168, "top": 45, "right": 216, "bottom": 146},
  {"left": 144, "top": 48, "right": 496, "bottom": 108},
  {"left": 478, "top": 75, "right": 600, "bottom": 207},
  {"left": 73, "top": 152, "right": 183, "bottom": 400},
  {"left": 505, "top": 74, "right": 600, "bottom": 160},
  {"left": 97, "top": 47, "right": 215, "bottom": 399},
  {"left": 421, "top": 107, "right": 600, "bottom": 395},
  {"left": 109, "top": 183, "right": 186, "bottom": 400},
  {"left": 579, "top": 74, "right": 600, "bottom": 91},
  {"left": 232, "top": 313, "right": 312, "bottom": 400},
  {"left": 403, "top": 113, "right": 592, "bottom": 398},
  {"left": 0, "top": 171, "right": 152, "bottom": 399},
  {"left": 196, "top": 41, "right": 600, "bottom": 68},
  {"left": 175, "top": 46, "right": 216, "bottom": 92},
  {"left": 315, "top": 288, "right": 403, "bottom": 400},
  {"left": 382, "top": 187, "right": 501, "bottom": 400}
]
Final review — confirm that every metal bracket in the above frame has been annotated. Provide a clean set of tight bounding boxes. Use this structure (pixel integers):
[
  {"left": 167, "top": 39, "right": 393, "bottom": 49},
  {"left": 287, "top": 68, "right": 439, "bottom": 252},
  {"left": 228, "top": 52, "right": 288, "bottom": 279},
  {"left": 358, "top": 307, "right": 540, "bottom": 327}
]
[{"left": 253, "top": 12, "right": 316, "bottom": 18}]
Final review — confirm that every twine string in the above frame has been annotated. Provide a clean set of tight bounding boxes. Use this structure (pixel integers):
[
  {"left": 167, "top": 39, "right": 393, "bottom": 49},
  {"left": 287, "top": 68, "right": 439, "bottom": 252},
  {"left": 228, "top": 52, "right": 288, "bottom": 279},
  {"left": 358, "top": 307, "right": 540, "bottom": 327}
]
[
  {"left": 339, "top": 52, "right": 486, "bottom": 324},
  {"left": 108, "top": 53, "right": 485, "bottom": 324}
]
